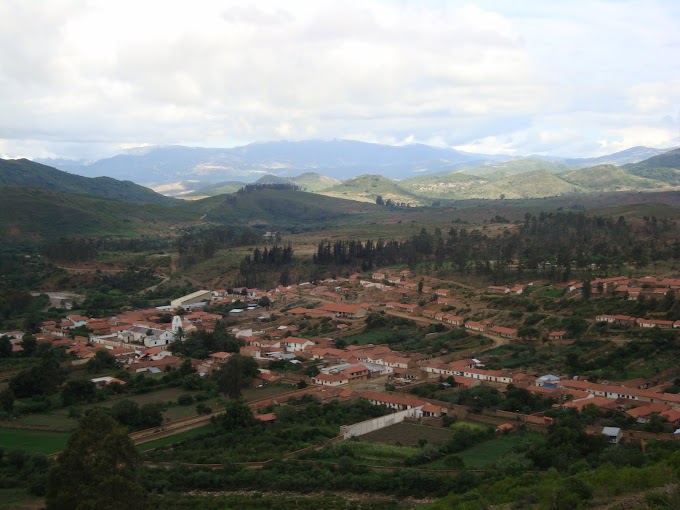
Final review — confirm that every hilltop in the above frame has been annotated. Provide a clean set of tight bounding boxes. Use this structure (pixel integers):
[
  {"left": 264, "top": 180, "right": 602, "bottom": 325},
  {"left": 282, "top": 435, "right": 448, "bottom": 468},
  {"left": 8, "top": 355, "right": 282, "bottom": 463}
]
[
  {"left": 0, "top": 158, "right": 175, "bottom": 205},
  {"left": 562, "top": 164, "right": 670, "bottom": 192},
  {"left": 319, "top": 174, "right": 426, "bottom": 205}
]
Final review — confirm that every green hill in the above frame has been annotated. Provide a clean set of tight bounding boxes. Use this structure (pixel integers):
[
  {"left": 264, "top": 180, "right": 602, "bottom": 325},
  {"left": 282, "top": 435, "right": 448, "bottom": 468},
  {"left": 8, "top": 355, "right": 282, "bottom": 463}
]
[
  {"left": 465, "top": 158, "right": 573, "bottom": 178},
  {"left": 319, "top": 174, "right": 426, "bottom": 205},
  {"left": 562, "top": 164, "right": 669, "bottom": 192},
  {"left": 0, "top": 187, "right": 193, "bottom": 243},
  {"left": 291, "top": 172, "right": 339, "bottom": 192},
  {"left": 400, "top": 172, "right": 487, "bottom": 199},
  {"left": 0, "top": 158, "right": 175, "bottom": 205},
  {"left": 462, "top": 170, "right": 585, "bottom": 199},
  {"left": 184, "top": 187, "right": 381, "bottom": 227},
  {"left": 623, "top": 148, "right": 680, "bottom": 185}
]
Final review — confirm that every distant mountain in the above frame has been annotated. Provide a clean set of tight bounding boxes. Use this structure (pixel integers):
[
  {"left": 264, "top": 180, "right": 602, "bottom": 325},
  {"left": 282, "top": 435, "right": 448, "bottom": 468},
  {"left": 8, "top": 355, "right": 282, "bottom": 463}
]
[
  {"left": 562, "top": 164, "right": 670, "bottom": 192},
  {"left": 0, "top": 158, "right": 175, "bottom": 205},
  {"left": 559, "top": 146, "right": 676, "bottom": 167},
  {"left": 623, "top": 148, "right": 680, "bottom": 185},
  {"left": 38, "top": 140, "right": 508, "bottom": 184}
]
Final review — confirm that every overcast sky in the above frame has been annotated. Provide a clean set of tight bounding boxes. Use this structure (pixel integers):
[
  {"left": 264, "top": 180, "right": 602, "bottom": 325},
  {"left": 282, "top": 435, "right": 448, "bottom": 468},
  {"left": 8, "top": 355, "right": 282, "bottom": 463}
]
[{"left": 1, "top": 0, "right": 679, "bottom": 160}]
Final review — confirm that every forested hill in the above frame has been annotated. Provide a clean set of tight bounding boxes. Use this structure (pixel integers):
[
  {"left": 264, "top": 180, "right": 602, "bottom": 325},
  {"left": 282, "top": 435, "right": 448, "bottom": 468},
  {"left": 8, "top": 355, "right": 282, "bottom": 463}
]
[{"left": 0, "top": 158, "right": 176, "bottom": 205}]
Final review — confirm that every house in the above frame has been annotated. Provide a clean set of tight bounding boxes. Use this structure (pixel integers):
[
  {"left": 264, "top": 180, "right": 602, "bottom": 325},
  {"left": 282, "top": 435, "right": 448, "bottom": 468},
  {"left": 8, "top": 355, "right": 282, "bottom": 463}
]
[
  {"left": 601, "top": 426, "right": 623, "bottom": 444},
  {"left": 548, "top": 331, "right": 567, "bottom": 341},
  {"left": 636, "top": 318, "right": 674, "bottom": 329},
  {"left": 209, "top": 352, "right": 232, "bottom": 364},
  {"left": 318, "top": 303, "right": 367, "bottom": 319},
  {"left": 464, "top": 321, "right": 486, "bottom": 332},
  {"left": 312, "top": 373, "right": 349, "bottom": 386},
  {"left": 488, "top": 326, "right": 517, "bottom": 339},
  {"left": 280, "top": 337, "right": 315, "bottom": 352},
  {"left": 90, "top": 376, "right": 126, "bottom": 387}
]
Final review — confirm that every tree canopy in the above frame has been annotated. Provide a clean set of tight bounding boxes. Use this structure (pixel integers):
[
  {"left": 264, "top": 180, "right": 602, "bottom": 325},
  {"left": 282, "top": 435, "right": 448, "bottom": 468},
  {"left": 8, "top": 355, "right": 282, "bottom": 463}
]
[{"left": 46, "top": 409, "right": 147, "bottom": 510}]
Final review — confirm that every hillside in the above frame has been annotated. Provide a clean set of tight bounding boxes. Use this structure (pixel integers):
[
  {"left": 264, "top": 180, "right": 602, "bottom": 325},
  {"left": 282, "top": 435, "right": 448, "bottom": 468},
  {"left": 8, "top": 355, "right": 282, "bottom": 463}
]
[
  {"left": 560, "top": 145, "right": 675, "bottom": 166},
  {"left": 464, "top": 158, "right": 573, "bottom": 178},
  {"left": 623, "top": 148, "right": 680, "bottom": 185},
  {"left": 400, "top": 172, "right": 487, "bottom": 199},
  {"left": 151, "top": 180, "right": 219, "bottom": 198},
  {"left": 291, "top": 172, "right": 339, "bottom": 192},
  {"left": 462, "top": 170, "right": 586, "bottom": 199},
  {"left": 0, "top": 158, "right": 175, "bottom": 205},
  {"left": 0, "top": 187, "right": 193, "bottom": 242},
  {"left": 561, "top": 164, "right": 670, "bottom": 192},
  {"left": 183, "top": 186, "right": 383, "bottom": 228},
  {"left": 319, "top": 174, "right": 426, "bottom": 205}
]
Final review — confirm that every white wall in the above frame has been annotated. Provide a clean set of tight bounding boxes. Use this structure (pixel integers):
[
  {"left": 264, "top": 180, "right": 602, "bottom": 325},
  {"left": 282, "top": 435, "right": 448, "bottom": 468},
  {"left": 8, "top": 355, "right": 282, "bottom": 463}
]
[{"left": 340, "top": 408, "right": 419, "bottom": 439}]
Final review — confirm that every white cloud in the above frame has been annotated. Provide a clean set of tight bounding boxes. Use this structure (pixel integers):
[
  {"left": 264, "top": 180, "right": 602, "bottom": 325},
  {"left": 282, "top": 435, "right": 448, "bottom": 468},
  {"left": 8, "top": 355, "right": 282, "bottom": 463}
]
[{"left": 0, "top": 0, "right": 679, "bottom": 159}]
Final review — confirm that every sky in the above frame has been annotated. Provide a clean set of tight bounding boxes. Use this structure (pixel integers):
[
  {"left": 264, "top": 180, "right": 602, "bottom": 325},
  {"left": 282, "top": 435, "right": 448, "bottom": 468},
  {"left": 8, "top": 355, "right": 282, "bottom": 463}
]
[{"left": 1, "top": 0, "right": 679, "bottom": 160}]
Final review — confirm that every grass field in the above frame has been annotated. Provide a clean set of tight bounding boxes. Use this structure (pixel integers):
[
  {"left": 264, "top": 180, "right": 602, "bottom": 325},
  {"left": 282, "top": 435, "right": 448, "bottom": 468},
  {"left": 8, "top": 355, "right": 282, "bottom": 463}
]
[
  {"left": 12, "top": 412, "right": 78, "bottom": 430},
  {"left": 358, "top": 423, "right": 456, "bottom": 446},
  {"left": 455, "top": 434, "right": 520, "bottom": 468},
  {"left": 0, "top": 427, "right": 70, "bottom": 454}
]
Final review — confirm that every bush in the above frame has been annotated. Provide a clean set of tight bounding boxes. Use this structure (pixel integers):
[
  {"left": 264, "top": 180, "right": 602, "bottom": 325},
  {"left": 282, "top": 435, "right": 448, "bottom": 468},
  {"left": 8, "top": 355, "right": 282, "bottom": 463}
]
[
  {"left": 177, "top": 394, "right": 194, "bottom": 406},
  {"left": 196, "top": 403, "right": 212, "bottom": 415}
]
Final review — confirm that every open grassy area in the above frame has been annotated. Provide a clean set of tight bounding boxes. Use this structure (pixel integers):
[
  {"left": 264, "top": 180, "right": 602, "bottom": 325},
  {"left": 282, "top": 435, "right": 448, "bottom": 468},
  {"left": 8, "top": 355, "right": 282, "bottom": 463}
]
[
  {"left": 12, "top": 412, "right": 78, "bottom": 431},
  {"left": 358, "top": 423, "right": 456, "bottom": 447},
  {"left": 455, "top": 433, "right": 522, "bottom": 469},
  {"left": 0, "top": 427, "right": 70, "bottom": 455}
]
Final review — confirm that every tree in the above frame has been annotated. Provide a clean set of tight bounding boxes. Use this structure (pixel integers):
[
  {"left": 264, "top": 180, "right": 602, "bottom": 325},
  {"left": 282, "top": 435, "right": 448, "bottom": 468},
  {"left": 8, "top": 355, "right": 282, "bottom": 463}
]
[
  {"left": 10, "top": 353, "right": 66, "bottom": 398},
  {"left": 375, "top": 195, "right": 384, "bottom": 206},
  {"left": 61, "top": 379, "right": 96, "bottom": 407},
  {"left": 46, "top": 409, "right": 147, "bottom": 510},
  {"left": 258, "top": 296, "right": 271, "bottom": 308},
  {"left": 0, "top": 388, "right": 15, "bottom": 416},
  {"left": 21, "top": 334, "right": 38, "bottom": 357},
  {"left": 0, "top": 336, "right": 12, "bottom": 358},
  {"left": 111, "top": 399, "right": 141, "bottom": 428},
  {"left": 215, "top": 400, "right": 257, "bottom": 430},
  {"left": 86, "top": 349, "right": 117, "bottom": 373},
  {"left": 214, "top": 354, "right": 259, "bottom": 399},
  {"left": 582, "top": 280, "right": 592, "bottom": 300}
]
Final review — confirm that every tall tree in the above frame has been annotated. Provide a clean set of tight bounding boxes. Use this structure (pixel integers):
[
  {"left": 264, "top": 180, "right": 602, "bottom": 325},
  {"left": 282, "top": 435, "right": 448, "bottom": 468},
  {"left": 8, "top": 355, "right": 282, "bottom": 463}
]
[
  {"left": 46, "top": 409, "right": 147, "bottom": 510},
  {"left": 214, "top": 354, "right": 259, "bottom": 399}
]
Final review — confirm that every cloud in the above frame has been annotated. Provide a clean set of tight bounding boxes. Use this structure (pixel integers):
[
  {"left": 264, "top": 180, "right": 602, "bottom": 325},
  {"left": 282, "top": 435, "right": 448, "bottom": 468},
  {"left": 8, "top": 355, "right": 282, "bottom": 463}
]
[{"left": 0, "top": 0, "right": 679, "bottom": 159}]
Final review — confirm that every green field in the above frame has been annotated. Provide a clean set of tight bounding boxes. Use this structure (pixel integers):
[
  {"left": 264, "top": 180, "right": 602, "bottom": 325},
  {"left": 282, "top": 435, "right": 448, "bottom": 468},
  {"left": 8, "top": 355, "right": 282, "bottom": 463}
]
[
  {"left": 455, "top": 434, "right": 520, "bottom": 468},
  {"left": 12, "top": 412, "right": 78, "bottom": 430},
  {"left": 0, "top": 427, "right": 70, "bottom": 455},
  {"left": 358, "top": 423, "right": 456, "bottom": 446}
]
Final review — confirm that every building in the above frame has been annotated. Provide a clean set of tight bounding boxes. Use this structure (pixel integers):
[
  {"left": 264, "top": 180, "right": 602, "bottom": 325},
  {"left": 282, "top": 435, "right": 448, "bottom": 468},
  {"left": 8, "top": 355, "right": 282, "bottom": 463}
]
[{"left": 170, "top": 290, "right": 213, "bottom": 308}]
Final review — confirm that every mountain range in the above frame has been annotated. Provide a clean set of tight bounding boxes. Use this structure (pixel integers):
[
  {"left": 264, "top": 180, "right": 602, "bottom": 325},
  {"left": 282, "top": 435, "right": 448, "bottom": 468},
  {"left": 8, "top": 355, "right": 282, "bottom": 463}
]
[
  {"left": 2, "top": 145, "right": 680, "bottom": 243},
  {"left": 37, "top": 139, "right": 675, "bottom": 186}
]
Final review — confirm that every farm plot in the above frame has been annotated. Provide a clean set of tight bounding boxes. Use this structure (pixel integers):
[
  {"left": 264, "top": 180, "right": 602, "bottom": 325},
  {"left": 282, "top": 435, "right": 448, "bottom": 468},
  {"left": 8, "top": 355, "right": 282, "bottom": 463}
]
[{"left": 358, "top": 423, "right": 456, "bottom": 446}]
